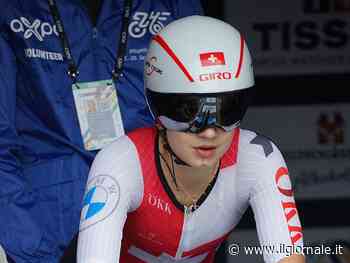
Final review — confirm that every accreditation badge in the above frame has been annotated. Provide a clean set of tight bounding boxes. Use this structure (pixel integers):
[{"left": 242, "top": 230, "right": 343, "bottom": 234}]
[{"left": 72, "top": 79, "right": 124, "bottom": 151}]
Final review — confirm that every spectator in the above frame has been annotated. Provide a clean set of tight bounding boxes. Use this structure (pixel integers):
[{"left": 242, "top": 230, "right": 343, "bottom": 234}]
[{"left": 0, "top": 0, "right": 202, "bottom": 262}]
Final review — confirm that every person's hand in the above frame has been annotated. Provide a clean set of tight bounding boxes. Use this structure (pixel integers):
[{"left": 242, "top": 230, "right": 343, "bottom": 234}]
[{"left": 0, "top": 244, "right": 8, "bottom": 263}]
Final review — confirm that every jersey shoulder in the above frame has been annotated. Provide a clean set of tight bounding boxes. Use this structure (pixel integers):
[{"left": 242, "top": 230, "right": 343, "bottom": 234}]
[
  {"left": 93, "top": 127, "right": 156, "bottom": 169},
  {"left": 91, "top": 134, "right": 138, "bottom": 174},
  {"left": 237, "top": 129, "right": 288, "bottom": 183},
  {"left": 238, "top": 128, "right": 285, "bottom": 162},
  {"left": 89, "top": 134, "right": 145, "bottom": 210}
]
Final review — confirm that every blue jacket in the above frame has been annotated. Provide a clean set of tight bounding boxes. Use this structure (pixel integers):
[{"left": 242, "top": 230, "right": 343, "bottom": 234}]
[{"left": 0, "top": 0, "right": 202, "bottom": 262}]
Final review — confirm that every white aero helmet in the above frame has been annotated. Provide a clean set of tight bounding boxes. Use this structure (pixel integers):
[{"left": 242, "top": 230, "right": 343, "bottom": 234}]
[{"left": 145, "top": 15, "right": 254, "bottom": 133}]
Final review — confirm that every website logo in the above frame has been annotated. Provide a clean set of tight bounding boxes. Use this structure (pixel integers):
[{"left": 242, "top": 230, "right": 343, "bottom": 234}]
[
  {"left": 10, "top": 17, "right": 58, "bottom": 41},
  {"left": 306, "top": 240, "right": 350, "bottom": 263}
]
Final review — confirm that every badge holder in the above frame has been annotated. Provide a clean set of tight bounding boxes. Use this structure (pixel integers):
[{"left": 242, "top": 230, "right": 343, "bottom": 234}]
[
  {"left": 48, "top": 0, "right": 133, "bottom": 151},
  {"left": 72, "top": 80, "right": 124, "bottom": 151}
]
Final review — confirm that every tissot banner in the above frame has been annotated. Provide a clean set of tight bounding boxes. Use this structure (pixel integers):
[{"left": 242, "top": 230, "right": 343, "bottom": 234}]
[
  {"left": 223, "top": 0, "right": 350, "bottom": 76},
  {"left": 242, "top": 104, "right": 350, "bottom": 200}
]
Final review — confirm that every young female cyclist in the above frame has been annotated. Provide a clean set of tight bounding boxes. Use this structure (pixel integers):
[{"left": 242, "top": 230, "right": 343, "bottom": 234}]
[{"left": 77, "top": 16, "right": 305, "bottom": 263}]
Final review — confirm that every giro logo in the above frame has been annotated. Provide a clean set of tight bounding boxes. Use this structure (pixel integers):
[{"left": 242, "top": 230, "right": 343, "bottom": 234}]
[
  {"left": 10, "top": 17, "right": 58, "bottom": 41},
  {"left": 128, "top": 11, "right": 171, "bottom": 38},
  {"left": 199, "top": 72, "right": 233, "bottom": 82}
]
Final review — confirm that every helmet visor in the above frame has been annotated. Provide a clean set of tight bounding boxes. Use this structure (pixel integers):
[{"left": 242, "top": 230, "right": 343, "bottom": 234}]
[{"left": 146, "top": 88, "right": 253, "bottom": 133}]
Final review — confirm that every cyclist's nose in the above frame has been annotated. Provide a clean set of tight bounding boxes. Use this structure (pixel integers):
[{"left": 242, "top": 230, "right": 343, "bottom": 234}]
[{"left": 196, "top": 126, "right": 219, "bottom": 139}]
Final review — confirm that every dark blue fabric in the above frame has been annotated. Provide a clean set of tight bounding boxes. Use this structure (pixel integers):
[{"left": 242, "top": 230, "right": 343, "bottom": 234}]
[{"left": 0, "top": 1, "right": 202, "bottom": 262}]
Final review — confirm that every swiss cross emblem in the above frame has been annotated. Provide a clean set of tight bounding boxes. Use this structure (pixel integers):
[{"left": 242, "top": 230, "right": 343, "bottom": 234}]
[{"left": 200, "top": 52, "right": 226, "bottom": 66}]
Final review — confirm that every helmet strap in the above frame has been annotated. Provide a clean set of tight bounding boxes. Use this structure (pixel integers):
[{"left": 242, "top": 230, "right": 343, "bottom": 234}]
[{"left": 159, "top": 128, "right": 190, "bottom": 167}]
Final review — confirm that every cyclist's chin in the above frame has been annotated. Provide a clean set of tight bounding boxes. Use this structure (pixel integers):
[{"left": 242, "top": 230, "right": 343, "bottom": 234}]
[
  {"left": 195, "top": 159, "right": 218, "bottom": 169},
  {"left": 186, "top": 152, "right": 221, "bottom": 168}
]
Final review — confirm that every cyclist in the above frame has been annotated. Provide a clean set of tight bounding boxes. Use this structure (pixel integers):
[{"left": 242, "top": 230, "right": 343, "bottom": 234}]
[{"left": 77, "top": 16, "right": 305, "bottom": 263}]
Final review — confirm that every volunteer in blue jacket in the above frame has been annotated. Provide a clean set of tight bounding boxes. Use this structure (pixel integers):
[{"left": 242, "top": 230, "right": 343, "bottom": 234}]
[{"left": 0, "top": 0, "right": 202, "bottom": 262}]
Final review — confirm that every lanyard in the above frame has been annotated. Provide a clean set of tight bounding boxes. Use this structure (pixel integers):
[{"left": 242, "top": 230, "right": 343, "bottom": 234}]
[{"left": 47, "top": 0, "right": 133, "bottom": 82}]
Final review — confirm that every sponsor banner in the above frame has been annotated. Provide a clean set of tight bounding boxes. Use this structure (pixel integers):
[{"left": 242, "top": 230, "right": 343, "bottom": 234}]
[
  {"left": 242, "top": 104, "right": 350, "bottom": 200},
  {"left": 226, "top": 227, "right": 350, "bottom": 263},
  {"left": 223, "top": 0, "right": 350, "bottom": 76}
]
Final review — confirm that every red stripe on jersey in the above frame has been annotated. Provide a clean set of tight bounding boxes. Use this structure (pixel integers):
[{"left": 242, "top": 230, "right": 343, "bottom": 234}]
[
  {"left": 282, "top": 202, "right": 297, "bottom": 221},
  {"left": 220, "top": 128, "right": 240, "bottom": 169},
  {"left": 288, "top": 225, "right": 303, "bottom": 245},
  {"left": 275, "top": 167, "right": 293, "bottom": 197},
  {"left": 125, "top": 128, "right": 184, "bottom": 259},
  {"left": 274, "top": 167, "right": 303, "bottom": 246}
]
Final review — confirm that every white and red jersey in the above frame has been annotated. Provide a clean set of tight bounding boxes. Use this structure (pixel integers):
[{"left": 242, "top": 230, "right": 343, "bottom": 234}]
[{"left": 77, "top": 127, "right": 303, "bottom": 263}]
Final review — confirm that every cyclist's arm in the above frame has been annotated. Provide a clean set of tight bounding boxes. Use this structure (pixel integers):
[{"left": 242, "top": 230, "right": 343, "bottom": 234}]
[
  {"left": 239, "top": 131, "right": 304, "bottom": 263},
  {"left": 77, "top": 137, "right": 143, "bottom": 263}
]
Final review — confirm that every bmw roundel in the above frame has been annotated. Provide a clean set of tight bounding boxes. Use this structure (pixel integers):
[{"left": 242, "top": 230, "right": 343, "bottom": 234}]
[{"left": 79, "top": 174, "right": 120, "bottom": 231}]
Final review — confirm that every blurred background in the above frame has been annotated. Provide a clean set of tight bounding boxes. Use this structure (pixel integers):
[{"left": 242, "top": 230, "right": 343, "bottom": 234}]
[
  {"left": 201, "top": 0, "right": 350, "bottom": 262},
  {"left": 62, "top": 0, "right": 350, "bottom": 262}
]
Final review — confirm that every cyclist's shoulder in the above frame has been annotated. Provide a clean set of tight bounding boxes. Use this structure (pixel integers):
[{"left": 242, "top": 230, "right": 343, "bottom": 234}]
[
  {"left": 93, "top": 134, "right": 140, "bottom": 168},
  {"left": 238, "top": 128, "right": 285, "bottom": 166},
  {"left": 126, "top": 127, "right": 157, "bottom": 152},
  {"left": 89, "top": 134, "right": 144, "bottom": 193},
  {"left": 92, "top": 127, "right": 157, "bottom": 166},
  {"left": 237, "top": 128, "right": 288, "bottom": 187}
]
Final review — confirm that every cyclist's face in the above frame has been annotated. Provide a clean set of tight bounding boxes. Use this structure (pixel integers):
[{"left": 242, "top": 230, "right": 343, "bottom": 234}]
[{"left": 166, "top": 127, "right": 234, "bottom": 168}]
